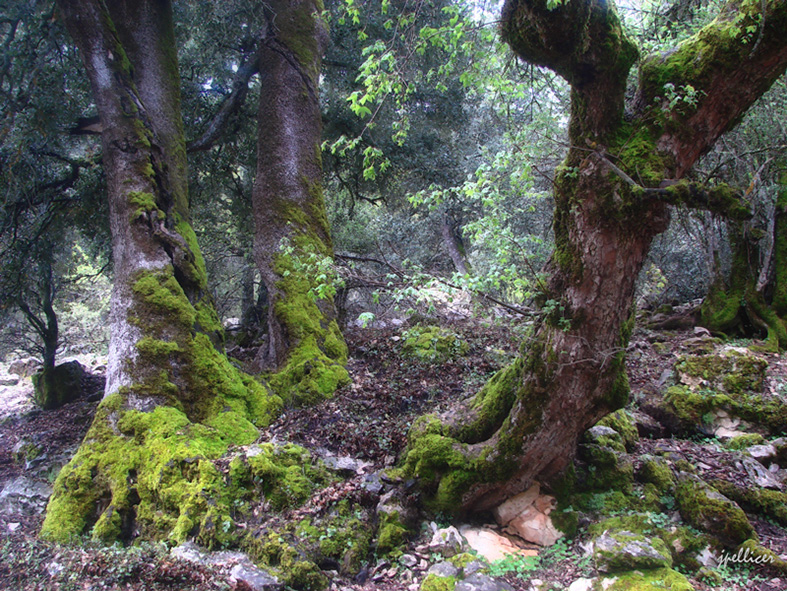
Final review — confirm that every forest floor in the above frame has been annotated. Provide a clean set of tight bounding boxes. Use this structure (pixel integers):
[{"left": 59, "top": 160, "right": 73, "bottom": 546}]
[{"left": 0, "top": 315, "right": 786, "bottom": 590}]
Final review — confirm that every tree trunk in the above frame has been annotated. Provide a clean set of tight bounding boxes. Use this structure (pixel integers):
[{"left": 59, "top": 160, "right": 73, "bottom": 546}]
[
  {"left": 701, "top": 174, "right": 787, "bottom": 350},
  {"left": 441, "top": 211, "right": 470, "bottom": 275},
  {"left": 252, "top": 0, "right": 349, "bottom": 404},
  {"left": 402, "top": 0, "right": 787, "bottom": 513},
  {"left": 41, "top": 0, "right": 280, "bottom": 543}
]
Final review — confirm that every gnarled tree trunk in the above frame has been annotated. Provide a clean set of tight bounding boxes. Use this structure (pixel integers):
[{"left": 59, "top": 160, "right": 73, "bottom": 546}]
[
  {"left": 403, "top": 0, "right": 787, "bottom": 513},
  {"left": 701, "top": 165, "right": 787, "bottom": 350},
  {"left": 41, "top": 0, "right": 280, "bottom": 543},
  {"left": 252, "top": 0, "right": 350, "bottom": 404}
]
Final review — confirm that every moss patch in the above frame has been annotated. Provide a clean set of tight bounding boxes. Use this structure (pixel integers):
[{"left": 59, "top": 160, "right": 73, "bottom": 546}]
[{"left": 401, "top": 325, "right": 469, "bottom": 364}]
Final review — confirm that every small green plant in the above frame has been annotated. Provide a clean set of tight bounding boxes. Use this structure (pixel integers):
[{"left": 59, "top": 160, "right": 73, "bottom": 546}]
[
  {"left": 539, "top": 538, "right": 572, "bottom": 567},
  {"left": 488, "top": 553, "right": 539, "bottom": 578}
]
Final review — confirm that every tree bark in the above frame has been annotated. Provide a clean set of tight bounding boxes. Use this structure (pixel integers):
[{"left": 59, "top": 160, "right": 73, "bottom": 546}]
[
  {"left": 403, "top": 0, "right": 787, "bottom": 513},
  {"left": 252, "top": 0, "right": 350, "bottom": 404},
  {"left": 41, "top": 0, "right": 280, "bottom": 543}
]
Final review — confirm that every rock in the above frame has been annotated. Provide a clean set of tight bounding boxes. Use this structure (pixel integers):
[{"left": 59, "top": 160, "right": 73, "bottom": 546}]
[
  {"left": 172, "top": 542, "right": 281, "bottom": 590},
  {"left": 567, "top": 578, "right": 594, "bottom": 591},
  {"left": 748, "top": 444, "right": 778, "bottom": 464},
  {"left": 427, "top": 561, "right": 460, "bottom": 578},
  {"left": 0, "top": 476, "right": 52, "bottom": 515},
  {"left": 33, "top": 360, "right": 85, "bottom": 410},
  {"left": 493, "top": 483, "right": 540, "bottom": 525},
  {"left": 505, "top": 505, "right": 563, "bottom": 547},
  {"left": 675, "top": 472, "right": 755, "bottom": 546},
  {"left": 696, "top": 545, "right": 719, "bottom": 568},
  {"left": 8, "top": 357, "right": 42, "bottom": 378},
  {"left": 594, "top": 530, "right": 672, "bottom": 572},
  {"left": 455, "top": 573, "right": 513, "bottom": 591},
  {"left": 739, "top": 456, "right": 783, "bottom": 490},
  {"left": 0, "top": 375, "right": 19, "bottom": 386},
  {"left": 630, "top": 409, "right": 668, "bottom": 439},
  {"left": 464, "top": 560, "right": 485, "bottom": 577},
  {"left": 399, "top": 554, "right": 418, "bottom": 568},
  {"left": 361, "top": 471, "right": 385, "bottom": 495},
  {"left": 458, "top": 526, "right": 537, "bottom": 563},
  {"left": 428, "top": 523, "right": 465, "bottom": 557},
  {"left": 319, "top": 450, "right": 372, "bottom": 475},
  {"left": 229, "top": 564, "right": 282, "bottom": 591}
]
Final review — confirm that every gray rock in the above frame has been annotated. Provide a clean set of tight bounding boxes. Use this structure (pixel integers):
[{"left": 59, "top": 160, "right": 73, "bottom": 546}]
[
  {"left": 320, "top": 452, "right": 372, "bottom": 475},
  {"left": 455, "top": 573, "right": 514, "bottom": 591},
  {"left": 464, "top": 560, "right": 486, "bottom": 577},
  {"left": 8, "top": 357, "right": 41, "bottom": 378},
  {"left": 427, "top": 561, "right": 460, "bottom": 578},
  {"left": 229, "top": 564, "right": 282, "bottom": 591},
  {"left": 399, "top": 554, "right": 418, "bottom": 568},
  {"left": 362, "top": 471, "right": 385, "bottom": 495},
  {"left": 0, "top": 376, "right": 19, "bottom": 386},
  {"left": 0, "top": 476, "right": 52, "bottom": 515},
  {"left": 747, "top": 444, "right": 777, "bottom": 464},
  {"left": 740, "top": 456, "right": 783, "bottom": 490},
  {"left": 594, "top": 530, "right": 672, "bottom": 573},
  {"left": 428, "top": 523, "right": 465, "bottom": 557}
]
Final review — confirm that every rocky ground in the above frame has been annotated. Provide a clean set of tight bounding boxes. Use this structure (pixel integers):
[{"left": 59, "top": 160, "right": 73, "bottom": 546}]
[{"left": 1, "top": 314, "right": 786, "bottom": 591}]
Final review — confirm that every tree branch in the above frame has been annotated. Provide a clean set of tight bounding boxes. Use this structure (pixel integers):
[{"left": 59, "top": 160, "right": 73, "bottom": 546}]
[{"left": 186, "top": 54, "right": 259, "bottom": 152}]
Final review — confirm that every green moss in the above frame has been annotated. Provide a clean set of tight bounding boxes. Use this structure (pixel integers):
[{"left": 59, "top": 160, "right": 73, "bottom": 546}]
[
  {"left": 246, "top": 443, "right": 332, "bottom": 510},
  {"left": 376, "top": 510, "right": 408, "bottom": 555},
  {"left": 597, "top": 410, "right": 639, "bottom": 450},
  {"left": 128, "top": 191, "right": 164, "bottom": 220},
  {"left": 723, "top": 433, "right": 765, "bottom": 449},
  {"left": 603, "top": 567, "right": 693, "bottom": 591},
  {"left": 266, "top": 244, "right": 350, "bottom": 405},
  {"left": 637, "top": 457, "right": 675, "bottom": 492},
  {"left": 401, "top": 325, "right": 469, "bottom": 364},
  {"left": 550, "top": 509, "right": 579, "bottom": 538},
  {"left": 675, "top": 473, "right": 755, "bottom": 547},
  {"left": 447, "top": 552, "right": 477, "bottom": 569},
  {"left": 737, "top": 539, "right": 787, "bottom": 574},
  {"left": 420, "top": 574, "right": 457, "bottom": 591},
  {"left": 710, "top": 479, "right": 787, "bottom": 527}
]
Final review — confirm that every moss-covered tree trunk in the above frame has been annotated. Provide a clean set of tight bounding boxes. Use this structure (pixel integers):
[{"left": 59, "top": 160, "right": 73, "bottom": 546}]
[
  {"left": 41, "top": 0, "right": 281, "bottom": 543},
  {"left": 701, "top": 166, "right": 787, "bottom": 350},
  {"left": 403, "top": 0, "right": 787, "bottom": 513},
  {"left": 252, "top": 0, "right": 350, "bottom": 404}
]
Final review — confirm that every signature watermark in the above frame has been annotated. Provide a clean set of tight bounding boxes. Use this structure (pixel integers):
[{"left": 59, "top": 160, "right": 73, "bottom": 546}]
[{"left": 717, "top": 547, "right": 774, "bottom": 570}]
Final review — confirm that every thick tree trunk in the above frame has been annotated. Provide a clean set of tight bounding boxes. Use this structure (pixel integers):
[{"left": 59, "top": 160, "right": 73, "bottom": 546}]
[
  {"left": 252, "top": 0, "right": 349, "bottom": 404},
  {"left": 41, "top": 0, "right": 280, "bottom": 543},
  {"left": 701, "top": 191, "right": 787, "bottom": 350},
  {"left": 403, "top": 0, "right": 787, "bottom": 512}
]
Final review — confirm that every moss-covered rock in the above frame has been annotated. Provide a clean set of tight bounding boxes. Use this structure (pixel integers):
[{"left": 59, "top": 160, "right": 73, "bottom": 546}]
[
  {"left": 598, "top": 567, "right": 694, "bottom": 591},
  {"left": 594, "top": 529, "right": 673, "bottom": 572},
  {"left": 596, "top": 410, "right": 639, "bottom": 451},
  {"left": 401, "top": 325, "right": 469, "bottom": 364},
  {"left": 636, "top": 456, "right": 675, "bottom": 492},
  {"left": 420, "top": 573, "right": 457, "bottom": 591},
  {"left": 675, "top": 473, "right": 755, "bottom": 547},
  {"left": 710, "top": 479, "right": 787, "bottom": 527}
]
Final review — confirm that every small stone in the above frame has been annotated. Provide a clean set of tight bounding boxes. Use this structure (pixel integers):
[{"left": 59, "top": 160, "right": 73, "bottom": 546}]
[
  {"left": 7, "top": 522, "right": 20, "bottom": 532},
  {"left": 362, "top": 471, "right": 385, "bottom": 495},
  {"left": 428, "top": 523, "right": 464, "bottom": 556},
  {"left": 427, "top": 561, "right": 460, "bottom": 578},
  {"left": 455, "top": 573, "right": 514, "bottom": 591},
  {"left": 229, "top": 564, "right": 282, "bottom": 591},
  {"left": 399, "top": 554, "right": 418, "bottom": 568},
  {"left": 464, "top": 560, "right": 485, "bottom": 576},
  {"left": 0, "top": 376, "right": 19, "bottom": 386},
  {"left": 567, "top": 578, "right": 594, "bottom": 591}
]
